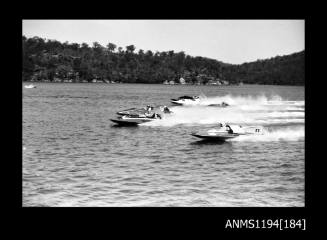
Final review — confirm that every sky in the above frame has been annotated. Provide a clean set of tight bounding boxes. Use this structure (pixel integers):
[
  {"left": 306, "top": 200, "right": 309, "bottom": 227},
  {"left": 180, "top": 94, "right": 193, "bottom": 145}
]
[{"left": 22, "top": 20, "right": 304, "bottom": 64}]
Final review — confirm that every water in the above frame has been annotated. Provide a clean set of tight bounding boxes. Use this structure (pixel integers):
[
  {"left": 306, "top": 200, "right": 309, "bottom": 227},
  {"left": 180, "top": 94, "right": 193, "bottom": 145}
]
[{"left": 23, "top": 83, "right": 304, "bottom": 207}]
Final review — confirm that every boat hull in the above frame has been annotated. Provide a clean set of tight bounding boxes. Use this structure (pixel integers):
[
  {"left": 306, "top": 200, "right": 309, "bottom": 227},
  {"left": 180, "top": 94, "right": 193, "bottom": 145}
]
[
  {"left": 191, "top": 133, "right": 239, "bottom": 141},
  {"left": 171, "top": 100, "right": 200, "bottom": 106},
  {"left": 171, "top": 101, "right": 184, "bottom": 105},
  {"left": 110, "top": 118, "right": 154, "bottom": 126},
  {"left": 110, "top": 119, "right": 140, "bottom": 126}
]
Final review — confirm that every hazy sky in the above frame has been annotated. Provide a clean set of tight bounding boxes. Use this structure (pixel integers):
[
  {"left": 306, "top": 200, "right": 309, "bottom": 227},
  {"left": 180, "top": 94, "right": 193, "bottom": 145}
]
[{"left": 22, "top": 20, "right": 304, "bottom": 64}]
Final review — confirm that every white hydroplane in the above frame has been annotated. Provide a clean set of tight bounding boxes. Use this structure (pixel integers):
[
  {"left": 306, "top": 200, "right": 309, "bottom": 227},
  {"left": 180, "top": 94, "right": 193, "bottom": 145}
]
[
  {"left": 117, "top": 105, "right": 172, "bottom": 116},
  {"left": 171, "top": 95, "right": 229, "bottom": 107},
  {"left": 171, "top": 95, "right": 201, "bottom": 106},
  {"left": 110, "top": 113, "right": 162, "bottom": 126},
  {"left": 191, "top": 123, "right": 264, "bottom": 141}
]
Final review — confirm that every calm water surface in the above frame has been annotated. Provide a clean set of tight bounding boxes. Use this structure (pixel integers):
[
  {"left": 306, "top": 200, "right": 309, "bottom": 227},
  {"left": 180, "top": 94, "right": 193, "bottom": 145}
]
[{"left": 23, "top": 83, "right": 304, "bottom": 206}]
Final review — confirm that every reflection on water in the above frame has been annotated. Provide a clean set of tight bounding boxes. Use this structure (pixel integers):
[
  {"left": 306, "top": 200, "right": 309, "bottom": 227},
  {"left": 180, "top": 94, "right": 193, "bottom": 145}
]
[{"left": 190, "top": 140, "right": 232, "bottom": 146}]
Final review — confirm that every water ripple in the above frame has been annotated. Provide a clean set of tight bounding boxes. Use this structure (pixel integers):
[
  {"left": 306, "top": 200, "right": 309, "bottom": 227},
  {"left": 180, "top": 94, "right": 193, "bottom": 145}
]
[{"left": 23, "top": 83, "right": 304, "bottom": 207}]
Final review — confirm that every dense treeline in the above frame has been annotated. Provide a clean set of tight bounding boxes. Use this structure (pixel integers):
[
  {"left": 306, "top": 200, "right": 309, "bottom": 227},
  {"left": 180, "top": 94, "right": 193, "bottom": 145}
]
[
  {"left": 224, "top": 51, "right": 305, "bottom": 85},
  {"left": 22, "top": 36, "right": 304, "bottom": 85}
]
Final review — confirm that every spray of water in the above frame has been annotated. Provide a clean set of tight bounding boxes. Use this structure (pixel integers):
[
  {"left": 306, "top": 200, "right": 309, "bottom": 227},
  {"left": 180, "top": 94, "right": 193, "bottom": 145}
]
[
  {"left": 195, "top": 94, "right": 303, "bottom": 106},
  {"left": 231, "top": 126, "right": 304, "bottom": 142},
  {"left": 143, "top": 94, "right": 305, "bottom": 141},
  {"left": 145, "top": 94, "right": 304, "bottom": 126}
]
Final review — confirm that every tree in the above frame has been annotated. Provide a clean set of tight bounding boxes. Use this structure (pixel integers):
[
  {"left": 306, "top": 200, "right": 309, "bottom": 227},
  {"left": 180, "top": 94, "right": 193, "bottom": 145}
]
[
  {"left": 56, "top": 65, "right": 72, "bottom": 79},
  {"left": 70, "top": 43, "right": 80, "bottom": 51},
  {"left": 92, "top": 42, "right": 104, "bottom": 55},
  {"left": 107, "top": 42, "right": 117, "bottom": 52},
  {"left": 168, "top": 50, "right": 174, "bottom": 57},
  {"left": 126, "top": 45, "right": 136, "bottom": 53},
  {"left": 81, "top": 43, "right": 89, "bottom": 49},
  {"left": 145, "top": 50, "right": 153, "bottom": 57},
  {"left": 22, "top": 35, "right": 304, "bottom": 85}
]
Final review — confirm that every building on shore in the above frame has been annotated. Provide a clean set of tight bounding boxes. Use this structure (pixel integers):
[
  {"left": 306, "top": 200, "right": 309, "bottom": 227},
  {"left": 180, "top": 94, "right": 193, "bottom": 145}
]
[
  {"left": 179, "top": 77, "right": 186, "bottom": 84},
  {"left": 207, "top": 79, "right": 221, "bottom": 85}
]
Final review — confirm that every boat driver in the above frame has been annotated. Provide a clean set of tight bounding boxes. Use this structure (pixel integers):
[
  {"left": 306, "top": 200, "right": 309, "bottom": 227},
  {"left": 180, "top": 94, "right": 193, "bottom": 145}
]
[
  {"left": 226, "top": 124, "right": 233, "bottom": 134},
  {"left": 163, "top": 106, "right": 171, "bottom": 113}
]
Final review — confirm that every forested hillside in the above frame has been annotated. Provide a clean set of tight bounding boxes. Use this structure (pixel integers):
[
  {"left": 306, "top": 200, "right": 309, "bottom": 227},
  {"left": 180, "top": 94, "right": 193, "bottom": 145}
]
[
  {"left": 223, "top": 51, "right": 304, "bottom": 85},
  {"left": 22, "top": 36, "right": 304, "bottom": 85}
]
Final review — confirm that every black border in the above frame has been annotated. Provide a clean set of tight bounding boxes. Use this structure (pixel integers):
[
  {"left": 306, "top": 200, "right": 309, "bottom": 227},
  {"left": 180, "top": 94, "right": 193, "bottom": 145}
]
[{"left": 15, "top": 12, "right": 313, "bottom": 233}]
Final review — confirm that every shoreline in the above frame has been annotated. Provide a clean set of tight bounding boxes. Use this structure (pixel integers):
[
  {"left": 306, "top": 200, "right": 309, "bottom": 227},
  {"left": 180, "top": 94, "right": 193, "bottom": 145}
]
[{"left": 22, "top": 81, "right": 304, "bottom": 87}]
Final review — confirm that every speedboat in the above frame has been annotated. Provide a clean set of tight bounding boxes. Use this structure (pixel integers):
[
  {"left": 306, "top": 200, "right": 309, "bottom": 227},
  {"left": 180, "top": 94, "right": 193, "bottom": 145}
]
[
  {"left": 117, "top": 105, "right": 172, "bottom": 116},
  {"left": 24, "top": 84, "right": 36, "bottom": 89},
  {"left": 117, "top": 108, "right": 147, "bottom": 116},
  {"left": 110, "top": 113, "right": 162, "bottom": 126},
  {"left": 171, "top": 96, "right": 200, "bottom": 106},
  {"left": 117, "top": 105, "right": 154, "bottom": 116},
  {"left": 191, "top": 131, "right": 240, "bottom": 141},
  {"left": 171, "top": 96, "right": 229, "bottom": 107},
  {"left": 191, "top": 123, "right": 264, "bottom": 141}
]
